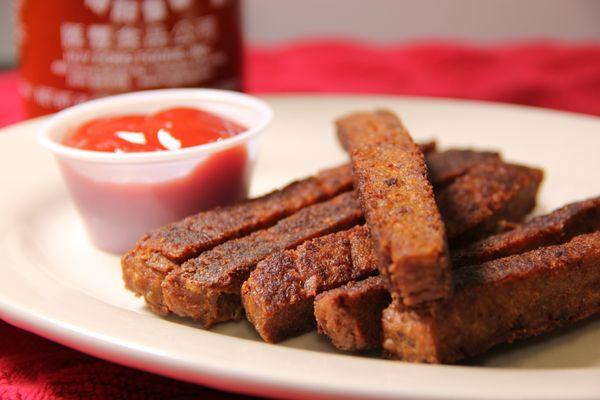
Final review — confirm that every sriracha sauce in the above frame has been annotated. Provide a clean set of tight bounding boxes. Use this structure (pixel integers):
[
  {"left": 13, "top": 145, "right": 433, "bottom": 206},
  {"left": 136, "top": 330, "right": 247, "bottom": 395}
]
[
  {"left": 58, "top": 107, "right": 251, "bottom": 253},
  {"left": 64, "top": 107, "right": 246, "bottom": 152}
]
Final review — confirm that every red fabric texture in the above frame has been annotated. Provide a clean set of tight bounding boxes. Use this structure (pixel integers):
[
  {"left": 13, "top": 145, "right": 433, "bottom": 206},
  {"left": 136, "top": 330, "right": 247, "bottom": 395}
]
[
  {"left": 0, "top": 323, "right": 255, "bottom": 400},
  {"left": 1, "top": 41, "right": 599, "bottom": 399},
  {"left": 0, "top": 70, "right": 22, "bottom": 128},
  {"left": 246, "top": 41, "right": 600, "bottom": 116},
  {"left": 3, "top": 41, "right": 600, "bottom": 129}
]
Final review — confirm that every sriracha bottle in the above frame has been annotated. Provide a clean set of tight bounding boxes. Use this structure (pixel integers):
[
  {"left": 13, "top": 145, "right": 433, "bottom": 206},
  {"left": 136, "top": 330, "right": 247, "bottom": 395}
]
[{"left": 17, "top": 0, "right": 243, "bottom": 117}]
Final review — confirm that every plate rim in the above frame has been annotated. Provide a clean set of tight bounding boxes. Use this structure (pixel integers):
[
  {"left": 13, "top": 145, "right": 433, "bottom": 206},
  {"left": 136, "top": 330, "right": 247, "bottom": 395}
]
[{"left": 1, "top": 94, "right": 600, "bottom": 400}]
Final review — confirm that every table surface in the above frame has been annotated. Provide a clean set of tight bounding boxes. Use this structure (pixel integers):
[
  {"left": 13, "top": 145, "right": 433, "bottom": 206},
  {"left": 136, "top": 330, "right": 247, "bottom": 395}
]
[{"left": 1, "top": 41, "right": 599, "bottom": 400}]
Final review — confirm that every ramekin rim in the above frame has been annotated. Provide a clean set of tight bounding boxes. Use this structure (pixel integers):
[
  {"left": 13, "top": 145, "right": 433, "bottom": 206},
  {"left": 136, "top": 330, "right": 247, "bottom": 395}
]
[{"left": 37, "top": 89, "right": 273, "bottom": 164}]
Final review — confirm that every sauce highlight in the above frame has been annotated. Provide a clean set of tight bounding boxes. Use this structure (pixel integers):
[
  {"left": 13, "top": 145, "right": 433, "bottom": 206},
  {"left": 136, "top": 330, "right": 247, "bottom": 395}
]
[{"left": 64, "top": 107, "right": 246, "bottom": 152}]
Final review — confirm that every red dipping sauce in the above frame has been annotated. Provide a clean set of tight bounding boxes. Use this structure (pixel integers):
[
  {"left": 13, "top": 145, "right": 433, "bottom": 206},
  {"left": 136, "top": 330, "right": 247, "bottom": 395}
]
[
  {"left": 64, "top": 107, "right": 246, "bottom": 152},
  {"left": 58, "top": 106, "right": 252, "bottom": 253}
]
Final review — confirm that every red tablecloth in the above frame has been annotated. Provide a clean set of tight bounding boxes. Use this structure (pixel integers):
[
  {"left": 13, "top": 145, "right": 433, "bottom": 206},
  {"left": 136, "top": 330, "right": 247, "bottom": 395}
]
[{"left": 1, "top": 41, "right": 600, "bottom": 400}]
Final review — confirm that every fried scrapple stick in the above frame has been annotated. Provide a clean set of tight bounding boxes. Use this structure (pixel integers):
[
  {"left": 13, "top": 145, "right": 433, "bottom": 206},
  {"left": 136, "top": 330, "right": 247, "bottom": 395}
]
[
  {"left": 242, "top": 225, "right": 377, "bottom": 342},
  {"left": 122, "top": 150, "right": 429, "bottom": 315},
  {"left": 315, "top": 276, "right": 391, "bottom": 351},
  {"left": 314, "top": 196, "right": 596, "bottom": 353},
  {"left": 242, "top": 157, "right": 543, "bottom": 342},
  {"left": 142, "top": 164, "right": 353, "bottom": 261},
  {"left": 437, "top": 160, "right": 543, "bottom": 245},
  {"left": 452, "top": 196, "right": 600, "bottom": 266},
  {"left": 122, "top": 165, "right": 353, "bottom": 314},
  {"left": 162, "top": 192, "right": 363, "bottom": 327},
  {"left": 426, "top": 149, "right": 500, "bottom": 186},
  {"left": 241, "top": 160, "right": 541, "bottom": 342},
  {"left": 382, "top": 231, "right": 600, "bottom": 364},
  {"left": 123, "top": 144, "right": 434, "bottom": 274},
  {"left": 337, "top": 110, "right": 452, "bottom": 306},
  {"left": 242, "top": 161, "right": 535, "bottom": 342}
]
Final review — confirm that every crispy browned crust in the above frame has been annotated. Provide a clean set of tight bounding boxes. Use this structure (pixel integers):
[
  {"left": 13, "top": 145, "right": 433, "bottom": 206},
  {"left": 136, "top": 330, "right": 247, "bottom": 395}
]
[
  {"left": 315, "top": 276, "right": 391, "bottom": 351},
  {"left": 337, "top": 110, "right": 452, "bottom": 306},
  {"left": 162, "top": 192, "right": 364, "bottom": 327},
  {"left": 121, "top": 165, "right": 353, "bottom": 311},
  {"left": 120, "top": 147, "right": 462, "bottom": 313},
  {"left": 452, "top": 196, "right": 600, "bottom": 266},
  {"left": 382, "top": 231, "right": 600, "bottom": 363},
  {"left": 242, "top": 225, "right": 377, "bottom": 343},
  {"left": 242, "top": 163, "right": 544, "bottom": 342},
  {"left": 314, "top": 197, "right": 596, "bottom": 352},
  {"left": 125, "top": 155, "right": 541, "bottom": 317},
  {"left": 419, "top": 140, "right": 437, "bottom": 154},
  {"left": 426, "top": 149, "right": 500, "bottom": 187},
  {"left": 437, "top": 160, "right": 543, "bottom": 245},
  {"left": 140, "top": 164, "right": 353, "bottom": 261},
  {"left": 123, "top": 136, "right": 538, "bottom": 319}
]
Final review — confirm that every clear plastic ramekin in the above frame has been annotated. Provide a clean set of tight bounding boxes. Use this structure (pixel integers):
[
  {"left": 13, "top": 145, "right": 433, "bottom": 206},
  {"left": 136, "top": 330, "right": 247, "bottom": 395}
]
[{"left": 38, "top": 89, "right": 273, "bottom": 254}]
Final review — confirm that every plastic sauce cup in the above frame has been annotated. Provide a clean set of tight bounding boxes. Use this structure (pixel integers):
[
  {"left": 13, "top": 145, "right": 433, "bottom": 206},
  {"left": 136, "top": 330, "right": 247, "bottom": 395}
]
[{"left": 38, "top": 89, "right": 273, "bottom": 254}]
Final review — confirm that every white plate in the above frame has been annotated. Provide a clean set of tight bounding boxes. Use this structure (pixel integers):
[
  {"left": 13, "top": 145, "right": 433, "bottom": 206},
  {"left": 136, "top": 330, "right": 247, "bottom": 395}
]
[{"left": 1, "top": 95, "right": 599, "bottom": 400}]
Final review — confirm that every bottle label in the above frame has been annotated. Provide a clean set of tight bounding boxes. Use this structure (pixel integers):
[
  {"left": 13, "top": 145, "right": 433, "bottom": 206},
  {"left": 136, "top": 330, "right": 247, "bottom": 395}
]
[{"left": 18, "top": 0, "right": 242, "bottom": 117}]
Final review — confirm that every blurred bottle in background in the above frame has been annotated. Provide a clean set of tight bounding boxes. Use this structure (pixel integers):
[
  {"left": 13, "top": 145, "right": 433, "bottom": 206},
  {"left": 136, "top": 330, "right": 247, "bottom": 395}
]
[{"left": 17, "top": 0, "right": 243, "bottom": 118}]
